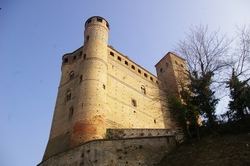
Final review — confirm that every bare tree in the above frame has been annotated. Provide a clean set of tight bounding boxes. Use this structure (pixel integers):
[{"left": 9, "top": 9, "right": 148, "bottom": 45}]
[
  {"left": 175, "top": 24, "right": 232, "bottom": 78},
  {"left": 229, "top": 24, "right": 250, "bottom": 78},
  {"left": 174, "top": 24, "right": 232, "bottom": 127}
]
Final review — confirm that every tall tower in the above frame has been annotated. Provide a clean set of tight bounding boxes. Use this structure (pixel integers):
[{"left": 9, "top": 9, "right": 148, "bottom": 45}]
[
  {"left": 155, "top": 52, "right": 188, "bottom": 95},
  {"left": 42, "top": 16, "right": 110, "bottom": 161}
]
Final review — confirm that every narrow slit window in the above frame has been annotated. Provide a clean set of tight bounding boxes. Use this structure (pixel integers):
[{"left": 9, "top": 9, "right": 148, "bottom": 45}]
[
  {"left": 69, "top": 106, "right": 74, "bottom": 118},
  {"left": 66, "top": 91, "right": 71, "bottom": 101},
  {"left": 131, "top": 99, "right": 137, "bottom": 107},
  {"left": 79, "top": 75, "right": 83, "bottom": 83},
  {"left": 141, "top": 86, "right": 146, "bottom": 95},
  {"left": 69, "top": 71, "right": 74, "bottom": 80},
  {"left": 83, "top": 54, "right": 86, "bottom": 60}
]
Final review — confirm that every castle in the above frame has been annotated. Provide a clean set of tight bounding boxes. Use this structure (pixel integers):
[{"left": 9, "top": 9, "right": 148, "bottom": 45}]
[{"left": 38, "top": 16, "right": 187, "bottom": 166}]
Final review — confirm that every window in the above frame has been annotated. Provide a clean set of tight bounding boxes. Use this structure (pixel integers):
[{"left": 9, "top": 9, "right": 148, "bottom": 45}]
[
  {"left": 175, "top": 61, "right": 178, "bottom": 65},
  {"left": 79, "top": 75, "right": 83, "bottom": 83},
  {"left": 141, "top": 86, "right": 146, "bottom": 95},
  {"left": 69, "top": 106, "right": 74, "bottom": 118},
  {"left": 87, "top": 19, "right": 91, "bottom": 24},
  {"left": 110, "top": 51, "right": 114, "bottom": 56},
  {"left": 83, "top": 54, "right": 86, "bottom": 60},
  {"left": 131, "top": 65, "right": 135, "bottom": 70},
  {"left": 69, "top": 71, "right": 74, "bottom": 80},
  {"left": 64, "top": 58, "right": 68, "bottom": 63},
  {"left": 125, "top": 61, "right": 128, "bottom": 65},
  {"left": 97, "top": 18, "right": 102, "bottom": 22},
  {"left": 73, "top": 55, "right": 76, "bottom": 60},
  {"left": 79, "top": 51, "right": 82, "bottom": 57},
  {"left": 156, "top": 80, "right": 158, "bottom": 84},
  {"left": 150, "top": 77, "right": 153, "bottom": 81},
  {"left": 138, "top": 69, "right": 141, "bottom": 73},
  {"left": 131, "top": 99, "right": 137, "bottom": 107},
  {"left": 166, "top": 62, "right": 168, "bottom": 67},
  {"left": 117, "top": 56, "right": 121, "bottom": 61},
  {"left": 160, "top": 68, "right": 163, "bottom": 73},
  {"left": 66, "top": 91, "right": 71, "bottom": 101},
  {"left": 86, "top": 35, "right": 90, "bottom": 41},
  {"left": 144, "top": 73, "right": 148, "bottom": 78},
  {"left": 103, "top": 84, "right": 106, "bottom": 89}
]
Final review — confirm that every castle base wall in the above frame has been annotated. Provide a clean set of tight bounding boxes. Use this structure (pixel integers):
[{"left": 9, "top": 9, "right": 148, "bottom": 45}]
[{"left": 38, "top": 136, "right": 176, "bottom": 166}]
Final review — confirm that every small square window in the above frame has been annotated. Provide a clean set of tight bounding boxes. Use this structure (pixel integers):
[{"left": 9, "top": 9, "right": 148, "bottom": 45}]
[
  {"left": 110, "top": 51, "right": 114, "bottom": 56},
  {"left": 150, "top": 77, "right": 153, "bottom": 81},
  {"left": 144, "top": 73, "right": 148, "bottom": 78},
  {"left": 64, "top": 58, "right": 68, "bottom": 63},
  {"left": 125, "top": 61, "right": 128, "bottom": 65},
  {"left": 131, "top": 65, "right": 135, "bottom": 70},
  {"left": 138, "top": 69, "right": 141, "bottom": 73},
  {"left": 117, "top": 56, "right": 121, "bottom": 61},
  {"left": 97, "top": 18, "right": 102, "bottom": 22}
]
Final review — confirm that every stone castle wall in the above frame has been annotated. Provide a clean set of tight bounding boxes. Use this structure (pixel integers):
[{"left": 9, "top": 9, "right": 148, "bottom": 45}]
[{"left": 38, "top": 135, "right": 177, "bottom": 166}]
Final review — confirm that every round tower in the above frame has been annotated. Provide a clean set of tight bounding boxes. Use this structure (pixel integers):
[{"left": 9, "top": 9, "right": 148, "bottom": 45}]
[{"left": 70, "top": 16, "right": 110, "bottom": 147}]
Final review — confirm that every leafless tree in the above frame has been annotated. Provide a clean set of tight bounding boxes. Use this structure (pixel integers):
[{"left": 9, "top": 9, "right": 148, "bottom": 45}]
[
  {"left": 228, "top": 24, "right": 250, "bottom": 79},
  {"left": 175, "top": 24, "right": 232, "bottom": 79}
]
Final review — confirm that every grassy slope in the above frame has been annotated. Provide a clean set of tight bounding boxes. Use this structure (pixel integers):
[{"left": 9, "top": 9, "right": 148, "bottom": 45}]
[{"left": 157, "top": 132, "right": 250, "bottom": 166}]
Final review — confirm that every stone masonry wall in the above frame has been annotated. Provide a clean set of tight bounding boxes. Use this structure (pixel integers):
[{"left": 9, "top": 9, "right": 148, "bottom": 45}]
[{"left": 38, "top": 136, "right": 176, "bottom": 166}]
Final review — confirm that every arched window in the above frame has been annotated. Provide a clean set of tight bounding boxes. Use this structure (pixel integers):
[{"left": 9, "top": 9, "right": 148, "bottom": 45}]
[
  {"left": 69, "top": 71, "right": 74, "bottom": 80},
  {"left": 141, "top": 86, "right": 146, "bottom": 95},
  {"left": 66, "top": 91, "right": 71, "bottom": 101}
]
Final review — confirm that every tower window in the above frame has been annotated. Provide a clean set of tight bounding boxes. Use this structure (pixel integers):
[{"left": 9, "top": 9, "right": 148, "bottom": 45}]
[
  {"left": 66, "top": 91, "right": 71, "bottom": 101},
  {"left": 64, "top": 58, "right": 68, "bottom": 63},
  {"left": 131, "top": 65, "right": 135, "bottom": 70},
  {"left": 117, "top": 56, "right": 121, "bottom": 61},
  {"left": 144, "top": 73, "right": 148, "bottom": 78},
  {"left": 125, "top": 61, "right": 128, "bottom": 65},
  {"left": 83, "top": 54, "right": 86, "bottom": 60},
  {"left": 150, "top": 77, "right": 153, "bottom": 81},
  {"left": 97, "top": 18, "right": 102, "bottom": 22},
  {"left": 73, "top": 55, "right": 76, "bottom": 60},
  {"left": 87, "top": 19, "right": 92, "bottom": 24},
  {"left": 69, "top": 106, "right": 74, "bottom": 118},
  {"left": 86, "top": 35, "right": 90, "bottom": 41},
  {"left": 141, "top": 86, "right": 146, "bottom": 95},
  {"left": 79, "top": 51, "right": 82, "bottom": 57},
  {"left": 79, "top": 75, "right": 83, "bottom": 83},
  {"left": 110, "top": 51, "right": 114, "bottom": 56},
  {"left": 69, "top": 71, "right": 74, "bottom": 80},
  {"left": 160, "top": 68, "right": 163, "bottom": 73},
  {"left": 138, "top": 69, "right": 141, "bottom": 73},
  {"left": 166, "top": 62, "right": 168, "bottom": 67},
  {"left": 131, "top": 99, "right": 137, "bottom": 107}
]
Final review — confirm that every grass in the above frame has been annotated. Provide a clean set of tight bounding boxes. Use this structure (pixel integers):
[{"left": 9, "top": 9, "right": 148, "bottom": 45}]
[{"left": 157, "top": 132, "right": 250, "bottom": 166}]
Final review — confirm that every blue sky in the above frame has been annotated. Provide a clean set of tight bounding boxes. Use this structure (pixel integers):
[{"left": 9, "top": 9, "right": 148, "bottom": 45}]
[{"left": 0, "top": 1, "right": 249, "bottom": 165}]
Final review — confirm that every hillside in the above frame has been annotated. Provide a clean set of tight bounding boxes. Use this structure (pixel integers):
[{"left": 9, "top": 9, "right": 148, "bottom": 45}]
[{"left": 157, "top": 132, "right": 250, "bottom": 166}]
